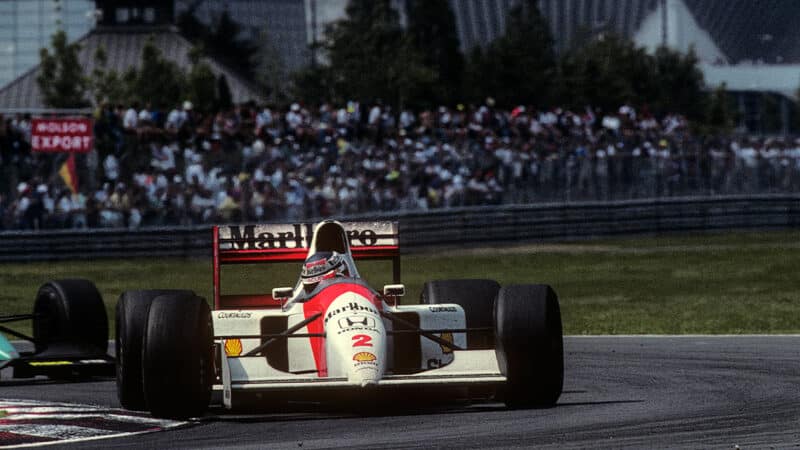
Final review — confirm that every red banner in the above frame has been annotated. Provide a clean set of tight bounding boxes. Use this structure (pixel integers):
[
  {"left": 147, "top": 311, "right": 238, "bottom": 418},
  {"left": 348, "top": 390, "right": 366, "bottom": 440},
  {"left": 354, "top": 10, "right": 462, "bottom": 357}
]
[{"left": 31, "top": 118, "right": 93, "bottom": 153}]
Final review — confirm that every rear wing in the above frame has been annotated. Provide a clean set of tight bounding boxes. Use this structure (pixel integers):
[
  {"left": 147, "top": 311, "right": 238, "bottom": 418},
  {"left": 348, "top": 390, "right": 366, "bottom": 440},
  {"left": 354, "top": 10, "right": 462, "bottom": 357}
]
[{"left": 212, "top": 222, "right": 400, "bottom": 309}]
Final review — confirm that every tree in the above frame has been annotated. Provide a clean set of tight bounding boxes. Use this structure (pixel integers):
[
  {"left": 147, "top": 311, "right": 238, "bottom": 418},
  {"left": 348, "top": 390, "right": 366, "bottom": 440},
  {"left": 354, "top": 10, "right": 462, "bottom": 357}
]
[
  {"left": 209, "top": 11, "right": 259, "bottom": 78},
  {"left": 706, "top": 83, "right": 735, "bottom": 133},
  {"left": 406, "top": 0, "right": 464, "bottom": 107},
  {"left": 90, "top": 46, "right": 128, "bottom": 106},
  {"left": 37, "top": 30, "right": 89, "bottom": 108},
  {"left": 254, "top": 28, "right": 289, "bottom": 103},
  {"left": 177, "top": 7, "right": 258, "bottom": 79},
  {"left": 128, "top": 37, "right": 185, "bottom": 108},
  {"left": 558, "top": 34, "right": 646, "bottom": 111},
  {"left": 217, "top": 75, "right": 233, "bottom": 110},
  {"left": 651, "top": 46, "right": 705, "bottom": 120},
  {"left": 473, "top": 0, "right": 557, "bottom": 108},
  {"left": 324, "top": 0, "right": 432, "bottom": 108},
  {"left": 760, "top": 93, "right": 782, "bottom": 134},
  {"left": 291, "top": 65, "right": 333, "bottom": 106},
  {"left": 185, "top": 47, "right": 218, "bottom": 113},
  {"left": 463, "top": 45, "right": 491, "bottom": 105}
]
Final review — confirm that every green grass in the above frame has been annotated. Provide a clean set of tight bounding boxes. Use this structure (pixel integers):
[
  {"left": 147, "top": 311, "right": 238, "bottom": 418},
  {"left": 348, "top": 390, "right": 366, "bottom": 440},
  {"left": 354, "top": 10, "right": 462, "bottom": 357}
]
[{"left": 2, "top": 229, "right": 800, "bottom": 336}]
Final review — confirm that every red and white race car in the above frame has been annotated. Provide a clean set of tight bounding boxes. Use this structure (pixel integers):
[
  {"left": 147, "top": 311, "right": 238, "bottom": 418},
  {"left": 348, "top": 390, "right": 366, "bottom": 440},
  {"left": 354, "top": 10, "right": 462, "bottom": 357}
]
[{"left": 115, "top": 220, "right": 563, "bottom": 419}]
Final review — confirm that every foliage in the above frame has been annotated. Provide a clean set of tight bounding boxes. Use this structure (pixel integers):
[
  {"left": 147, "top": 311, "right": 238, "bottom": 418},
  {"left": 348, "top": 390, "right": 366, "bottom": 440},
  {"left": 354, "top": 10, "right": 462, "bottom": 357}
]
[
  {"left": 36, "top": 30, "right": 89, "bottom": 108},
  {"left": 473, "top": 0, "right": 558, "bottom": 108},
  {"left": 185, "top": 46, "right": 218, "bottom": 113},
  {"left": 558, "top": 35, "right": 707, "bottom": 117},
  {"left": 651, "top": 46, "right": 706, "bottom": 119},
  {"left": 559, "top": 34, "right": 650, "bottom": 111},
  {"left": 125, "top": 38, "right": 186, "bottom": 109},
  {"left": 217, "top": 75, "right": 233, "bottom": 111},
  {"left": 254, "top": 28, "right": 289, "bottom": 103},
  {"left": 90, "top": 47, "right": 127, "bottom": 106},
  {"left": 406, "top": 0, "right": 464, "bottom": 107},
  {"left": 760, "top": 93, "right": 783, "bottom": 134},
  {"left": 705, "top": 83, "right": 735, "bottom": 133},
  {"left": 290, "top": 65, "right": 333, "bottom": 106},
  {"left": 177, "top": 8, "right": 258, "bottom": 78},
  {"left": 324, "top": 0, "right": 403, "bottom": 105}
]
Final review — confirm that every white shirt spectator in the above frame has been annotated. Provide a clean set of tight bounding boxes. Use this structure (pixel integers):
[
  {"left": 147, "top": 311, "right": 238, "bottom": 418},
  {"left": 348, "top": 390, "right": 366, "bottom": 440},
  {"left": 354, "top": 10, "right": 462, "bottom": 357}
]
[
  {"left": 256, "top": 108, "right": 273, "bottom": 131},
  {"left": 166, "top": 108, "right": 186, "bottom": 130},
  {"left": 138, "top": 108, "right": 151, "bottom": 124},
  {"left": 368, "top": 106, "right": 381, "bottom": 126},
  {"left": 123, "top": 107, "right": 138, "bottom": 129},
  {"left": 286, "top": 104, "right": 302, "bottom": 130},
  {"left": 185, "top": 156, "right": 206, "bottom": 186},
  {"left": 151, "top": 144, "right": 176, "bottom": 172},
  {"left": 104, "top": 154, "right": 119, "bottom": 181}
]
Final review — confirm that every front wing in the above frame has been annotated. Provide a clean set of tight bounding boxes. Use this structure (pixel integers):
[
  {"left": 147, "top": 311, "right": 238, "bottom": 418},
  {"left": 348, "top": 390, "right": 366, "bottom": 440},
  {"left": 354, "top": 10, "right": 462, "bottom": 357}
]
[{"left": 218, "top": 347, "right": 505, "bottom": 408}]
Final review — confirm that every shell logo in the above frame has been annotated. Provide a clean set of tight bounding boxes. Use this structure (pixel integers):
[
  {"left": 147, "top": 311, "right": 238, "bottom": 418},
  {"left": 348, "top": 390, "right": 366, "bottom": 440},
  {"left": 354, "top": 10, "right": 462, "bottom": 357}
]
[
  {"left": 353, "top": 351, "right": 377, "bottom": 362},
  {"left": 440, "top": 332, "right": 454, "bottom": 354},
  {"left": 224, "top": 338, "right": 243, "bottom": 357}
]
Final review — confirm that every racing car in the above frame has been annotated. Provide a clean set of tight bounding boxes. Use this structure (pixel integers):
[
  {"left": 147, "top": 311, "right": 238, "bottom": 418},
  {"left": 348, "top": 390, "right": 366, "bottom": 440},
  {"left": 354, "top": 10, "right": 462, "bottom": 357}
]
[
  {"left": 115, "top": 220, "right": 563, "bottom": 419},
  {"left": 0, "top": 280, "right": 114, "bottom": 379}
]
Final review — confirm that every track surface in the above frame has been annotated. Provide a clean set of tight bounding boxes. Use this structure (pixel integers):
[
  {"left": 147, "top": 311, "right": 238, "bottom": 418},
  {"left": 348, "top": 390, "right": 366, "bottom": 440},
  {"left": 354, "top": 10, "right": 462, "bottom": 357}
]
[{"left": 3, "top": 336, "right": 800, "bottom": 449}]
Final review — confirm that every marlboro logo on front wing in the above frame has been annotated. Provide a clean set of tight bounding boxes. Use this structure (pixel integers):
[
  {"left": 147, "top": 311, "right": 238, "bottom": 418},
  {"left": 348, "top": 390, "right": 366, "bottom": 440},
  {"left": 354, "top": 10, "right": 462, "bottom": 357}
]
[{"left": 353, "top": 352, "right": 376, "bottom": 362}]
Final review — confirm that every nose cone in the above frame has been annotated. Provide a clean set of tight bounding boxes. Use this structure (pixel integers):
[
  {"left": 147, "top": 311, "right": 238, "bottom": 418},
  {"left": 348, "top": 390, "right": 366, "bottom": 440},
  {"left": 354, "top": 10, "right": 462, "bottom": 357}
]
[
  {"left": 323, "top": 293, "right": 386, "bottom": 387},
  {"left": 350, "top": 349, "right": 383, "bottom": 386}
]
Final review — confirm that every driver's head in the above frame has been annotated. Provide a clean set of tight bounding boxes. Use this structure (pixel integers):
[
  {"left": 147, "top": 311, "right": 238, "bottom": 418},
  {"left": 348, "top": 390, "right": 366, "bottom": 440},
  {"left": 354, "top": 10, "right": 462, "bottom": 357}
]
[{"left": 301, "top": 251, "right": 349, "bottom": 293}]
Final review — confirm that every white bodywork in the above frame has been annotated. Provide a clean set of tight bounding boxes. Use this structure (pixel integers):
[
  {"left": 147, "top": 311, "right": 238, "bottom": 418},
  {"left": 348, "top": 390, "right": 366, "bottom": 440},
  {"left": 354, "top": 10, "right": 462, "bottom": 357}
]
[
  {"left": 213, "top": 221, "right": 505, "bottom": 408},
  {"left": 214, "top": 302, "right": 504, "bottom": 409}
]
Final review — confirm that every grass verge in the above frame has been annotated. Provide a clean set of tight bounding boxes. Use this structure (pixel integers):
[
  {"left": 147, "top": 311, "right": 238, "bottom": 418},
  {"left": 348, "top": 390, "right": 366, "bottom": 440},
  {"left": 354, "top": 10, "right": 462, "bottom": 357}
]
[{"left": 1, "top": 230, "right": 798, "bottom": 336}]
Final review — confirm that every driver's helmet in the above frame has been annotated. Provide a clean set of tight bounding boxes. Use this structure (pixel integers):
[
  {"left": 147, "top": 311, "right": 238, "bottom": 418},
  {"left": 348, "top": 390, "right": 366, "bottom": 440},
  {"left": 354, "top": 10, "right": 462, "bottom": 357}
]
[{"left": 301, "top": 251, "right": 349, "bottom": 293}]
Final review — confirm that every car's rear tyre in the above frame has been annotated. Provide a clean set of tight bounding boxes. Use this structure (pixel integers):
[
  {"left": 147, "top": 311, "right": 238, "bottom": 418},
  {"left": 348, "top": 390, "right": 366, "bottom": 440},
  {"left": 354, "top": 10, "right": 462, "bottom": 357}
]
[
  {"left": 142, "top": 292, "right": 213, "bottom": 419},
  {"left": 116, "top": 289, "right": 193, "bottom": 411},
  {"left": 495, "top": 284, "right": 563, "bottom": 408},
  {"left": 420, "top": 279, "right": 500, "bottom": 349},
  {"left": 33, "top": 279, "right": 107, "bottom": 355}
]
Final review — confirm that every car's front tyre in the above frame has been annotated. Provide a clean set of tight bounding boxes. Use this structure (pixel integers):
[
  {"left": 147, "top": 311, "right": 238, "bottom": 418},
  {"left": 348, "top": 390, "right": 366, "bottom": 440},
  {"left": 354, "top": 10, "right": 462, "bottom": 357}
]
[
  {"left": 494, "top": 284, "right": 563, "bottom": 408},
  {"left": 116, "top": 289, "right": 194, "bottom": 410},
  {"left": 141, "top": 292, "right": 213, "bottom": 419}
]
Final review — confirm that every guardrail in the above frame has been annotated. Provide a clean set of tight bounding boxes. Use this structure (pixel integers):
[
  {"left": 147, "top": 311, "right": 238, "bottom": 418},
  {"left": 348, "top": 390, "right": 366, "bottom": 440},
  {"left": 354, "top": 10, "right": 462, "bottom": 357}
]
[{"left": 1, "top": 195, "right": 798, "bottom": 262}]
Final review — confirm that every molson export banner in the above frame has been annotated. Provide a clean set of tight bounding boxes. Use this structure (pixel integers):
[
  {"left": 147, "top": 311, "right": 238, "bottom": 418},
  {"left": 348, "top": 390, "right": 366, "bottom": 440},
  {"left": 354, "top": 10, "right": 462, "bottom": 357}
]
[{"left": 31, "top": 118, "right": 93, "bottom": 153}]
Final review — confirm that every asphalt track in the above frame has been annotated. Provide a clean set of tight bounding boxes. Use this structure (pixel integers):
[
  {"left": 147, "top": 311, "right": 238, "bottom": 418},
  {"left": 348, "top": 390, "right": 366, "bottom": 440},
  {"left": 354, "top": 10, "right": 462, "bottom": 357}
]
[{"left": 3, "top": 336, "right": 800, "bottom": 449}]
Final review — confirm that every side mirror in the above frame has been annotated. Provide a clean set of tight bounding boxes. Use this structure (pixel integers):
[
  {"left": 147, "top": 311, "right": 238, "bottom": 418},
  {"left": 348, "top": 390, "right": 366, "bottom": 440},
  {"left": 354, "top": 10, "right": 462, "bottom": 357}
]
[
  {"left": 272, "top": 287, "right": 294, "bottom": 301},
  {"left": 383, "top": 284, "right": 405, "bottom": 297}
]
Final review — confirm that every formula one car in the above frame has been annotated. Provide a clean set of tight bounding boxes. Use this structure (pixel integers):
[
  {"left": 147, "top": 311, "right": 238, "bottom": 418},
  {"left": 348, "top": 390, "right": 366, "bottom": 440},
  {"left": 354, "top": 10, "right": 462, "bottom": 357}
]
[
  {"left": 0, "top": 280, "right": 114, "bottom": 379},
  {"left": 116, "top": 220, "right": 563, "bottom": 419}
]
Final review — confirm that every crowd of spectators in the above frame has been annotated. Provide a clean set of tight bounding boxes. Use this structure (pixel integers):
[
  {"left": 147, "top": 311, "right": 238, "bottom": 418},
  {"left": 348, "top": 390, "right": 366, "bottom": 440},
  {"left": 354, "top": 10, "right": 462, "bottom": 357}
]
[{"left": 2, "top": 98, "right": 800, "bottom": 230}]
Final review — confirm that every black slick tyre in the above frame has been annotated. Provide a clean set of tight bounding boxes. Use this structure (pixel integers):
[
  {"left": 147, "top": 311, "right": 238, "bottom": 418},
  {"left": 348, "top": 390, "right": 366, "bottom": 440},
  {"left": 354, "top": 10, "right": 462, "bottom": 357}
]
[
  {"left": 142, "top": 292, "right": 213, "bottom": 419},
  {"left": 33, "top": 279, "right": 108, "bottom": 355},
  {"left": 420, "top": 279, "right": 500, "bottom": 349},
  {"left": 116, "top": 289, "right": 193, "bottom": 411},
  {"left": 494, "top": 284, "right": 563, "bottom": 408}
]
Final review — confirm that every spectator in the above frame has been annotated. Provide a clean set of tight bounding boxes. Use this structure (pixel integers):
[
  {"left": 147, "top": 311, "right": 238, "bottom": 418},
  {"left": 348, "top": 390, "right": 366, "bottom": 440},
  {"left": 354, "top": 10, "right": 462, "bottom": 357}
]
[{"left": 3, "top": 99, "right": 800, "bottom": 230}]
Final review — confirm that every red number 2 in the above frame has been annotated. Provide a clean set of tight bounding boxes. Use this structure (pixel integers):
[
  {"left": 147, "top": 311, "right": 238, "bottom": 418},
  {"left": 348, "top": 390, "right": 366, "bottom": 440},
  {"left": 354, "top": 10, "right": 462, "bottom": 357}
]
[{"left": 352, "top": 334, "right": 373, "bottom": 347}]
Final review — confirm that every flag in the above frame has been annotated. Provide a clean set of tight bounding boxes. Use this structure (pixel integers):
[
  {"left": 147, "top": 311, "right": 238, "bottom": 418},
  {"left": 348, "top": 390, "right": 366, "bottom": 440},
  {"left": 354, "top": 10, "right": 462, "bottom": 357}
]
[{"left": 59, "top": 153, "right": 78, "bottom": 194}]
